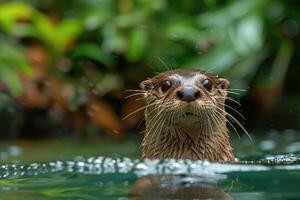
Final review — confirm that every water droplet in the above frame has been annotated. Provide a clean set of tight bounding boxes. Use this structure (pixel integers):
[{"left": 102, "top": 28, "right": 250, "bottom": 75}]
[
  {"left": 260, "top": 140, "right": 275, "bottom": 151},
  {"left": 8, "top": 146, "right": 22, "bottom": 157}
]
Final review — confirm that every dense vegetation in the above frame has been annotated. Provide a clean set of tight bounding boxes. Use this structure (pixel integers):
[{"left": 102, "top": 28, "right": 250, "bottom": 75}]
[{"left": 0, "top": 0, "right": 299, "bottom": 139}]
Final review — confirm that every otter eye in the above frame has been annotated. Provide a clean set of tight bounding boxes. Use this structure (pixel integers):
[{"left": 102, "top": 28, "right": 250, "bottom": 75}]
[
  {"left": 160, "top": 80, "right": 172, "bottom": 92},
  {"left": 202, "top": 79, "right": 212, "bottom": 91}
]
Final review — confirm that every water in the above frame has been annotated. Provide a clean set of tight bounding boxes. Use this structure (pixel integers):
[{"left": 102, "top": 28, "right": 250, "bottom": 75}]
[{"left": 0, "top": 130, "right": 300, "bottom": 200}]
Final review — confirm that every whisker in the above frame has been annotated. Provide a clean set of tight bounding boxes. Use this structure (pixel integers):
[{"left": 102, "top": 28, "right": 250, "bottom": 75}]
[
  {"left": 155, "top": 112, "right": 174, "bottom": 149},
  {"left": 227, "top": 88, "right": 247, "bottom": 92},
  {"left": 125, "top": 89, "right": 144, "bottom": 92},
  {"left": 172, "top": 108, "right": 177, "bottom": 125},
  {"left": 213, "top": 109, "right": 240, "bottom": 139},
  {"left": 215, "top": 96, "right": 241, "bottom": 106},
  {"left": 147, "top": 108, "right": 164, "bottom": 133},
  {"left": 196, "top": 107, "right": 203, "bottom": 135},
  {"left": 153, "top": 117, "right": 166, "bottom": 152},
  {"left": 134, "top": 97, "right": 145, "bottom": 101},
  {"left": 210, "top": 112, "right": 221, "bottom": 128},
  {"left": 201, "top": 109, "right": 209, "bottom": 136},
  {"left": 204, "top": 110, "right": 213, "bottom": 135},
  {"left": 137, "top": 118, "right": 145, "bottom": 129},
  {"left": 226, "top": 91, "right": 241, "bottom": 96},
  {"left": 122, "top": 102, "right": 158, "bottom": 120},
  {"left": 148, "top": 111, "right": 165, "bottom": 150},
  {"left": 137, "top": 102, "right": 161, "bottom": 130},
  {"left": 219, "top": 103, "right": 246, "bottom": 120},
  {"left": 125, "top": 93, "right": 145, "bottom": 99},
  {"left": 211, "top": 112, "right": 230, "bottom": 139},
  {"left": 213, "top": 106, "right": 251, "bottom": 141}
]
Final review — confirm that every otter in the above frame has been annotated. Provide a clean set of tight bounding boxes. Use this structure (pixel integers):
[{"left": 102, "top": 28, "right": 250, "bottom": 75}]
[{"left": 139, "top": 69, "right": 235, "bottom": 162}]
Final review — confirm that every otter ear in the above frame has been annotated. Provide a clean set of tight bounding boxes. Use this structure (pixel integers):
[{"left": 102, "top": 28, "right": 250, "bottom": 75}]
[
  {"left": 140, "top": 79, "right": 154, "bottom": 91},
  {"left": 219, "top": 78, "right": 230, "bottom": 90}
]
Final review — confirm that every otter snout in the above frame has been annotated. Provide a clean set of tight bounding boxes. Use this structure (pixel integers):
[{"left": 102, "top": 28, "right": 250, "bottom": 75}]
[{"left": 176, "top": 87, "right": 200, "bottom": 102}]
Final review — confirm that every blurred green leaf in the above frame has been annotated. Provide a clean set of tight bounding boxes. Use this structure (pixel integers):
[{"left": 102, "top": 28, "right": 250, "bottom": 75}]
[
  {"left": 33, "top": 16, "right": 83, "bottom": 51},
  {"left": 0, "top": 45, "right": 30, "bottom": 73},
  {"left": 57, "top": 19, "right": 83, "bottom": 49},
  {"left": 71, "top": 43, "right": 114, "bottom": 66},
  {"left": 198, "top": 0, "right": 264, "bottom": 28},
  {"left": 84, "top": 3, "right": 113, "bottom": 30},
  {"left": 102, "top": 24, "right": 126, "bottom": 53},
  {"left": 126, "top": 28, "right": 147, "bottom": 61},
  {"left": 0, "top": 2, "right": 34, "bottom": 31},
  {"left": 0, "top": 67, "right": 23, "bottom": 96},
  {"left": 0, "top": 41, "right": 31, "bottom": 96},
  {"left": 165, "top": 19, "right": 203, "bottom": 42},
  {"left": 116, "top": 12, "right": 146, "bottom": 28},
  {"left": 0, "top": 2, "right": 83, "bottom": 52},
  {"left": 233, "top": 15, "right": 263, "bottom": 55}
]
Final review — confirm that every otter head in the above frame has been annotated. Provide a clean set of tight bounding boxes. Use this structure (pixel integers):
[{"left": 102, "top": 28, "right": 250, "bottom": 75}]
[
  {"left": 140, "top": 69, "right": 234, "bottom": 161},
  {"left": 140, "top": 69, "right": 229, "bottom": 131}
]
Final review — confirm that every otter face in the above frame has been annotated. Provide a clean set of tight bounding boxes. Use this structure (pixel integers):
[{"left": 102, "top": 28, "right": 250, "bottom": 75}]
[{"left": 140, "top": 69, "right": 230, "bottom": 128}]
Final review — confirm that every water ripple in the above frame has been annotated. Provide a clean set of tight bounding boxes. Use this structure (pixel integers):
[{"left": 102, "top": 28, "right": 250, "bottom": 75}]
[{"left": 1, "top": 154, "right": 300, "bottom": 179}]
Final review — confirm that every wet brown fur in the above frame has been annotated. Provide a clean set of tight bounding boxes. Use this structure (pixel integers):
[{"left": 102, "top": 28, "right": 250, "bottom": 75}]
[{"left": 140, "top": 69, "right": 235, "bottom": 162}]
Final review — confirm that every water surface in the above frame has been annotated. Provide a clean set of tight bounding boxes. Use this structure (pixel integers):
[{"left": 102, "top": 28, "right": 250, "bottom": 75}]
[{"left": 0, "top": 130, "right": 300, "bottom": 200}]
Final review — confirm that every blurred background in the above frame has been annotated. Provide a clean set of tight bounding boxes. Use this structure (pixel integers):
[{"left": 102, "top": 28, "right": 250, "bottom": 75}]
[{"left": 0, "top": 0, "right": 299, "bottom": 161}]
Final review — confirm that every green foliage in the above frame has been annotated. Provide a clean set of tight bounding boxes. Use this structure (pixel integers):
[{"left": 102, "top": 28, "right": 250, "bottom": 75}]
[
  {"left": 0, "top": 0, "right": 298, "bottom": 137},
  {"left": 0, "top": 2, "right": 34, "bottom": 31},
  {"left": 71, "top": 43, "right": 114, "bottom": 66},
  {"left": 0, "top": 0, "right": 298, "bottom": 95},
  {"left": 0, "top": 38, "right": 31, "bottom": 96},
  {"left": 0, "top": 2, "right": 83, "bottom": 51}
]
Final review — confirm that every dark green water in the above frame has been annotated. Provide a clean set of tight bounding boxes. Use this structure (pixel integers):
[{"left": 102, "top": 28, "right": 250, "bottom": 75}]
[{"left": 0, "top": 130, "right": 300, "bottom": 200}]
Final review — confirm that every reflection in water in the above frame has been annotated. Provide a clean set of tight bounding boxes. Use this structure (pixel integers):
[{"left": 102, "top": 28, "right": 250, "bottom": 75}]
[{"left": 131, "top": 175, "right": 232, "bottom": 200}]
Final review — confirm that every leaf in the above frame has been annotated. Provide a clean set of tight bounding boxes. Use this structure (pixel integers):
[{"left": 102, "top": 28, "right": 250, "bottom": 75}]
[
  {"left": 71, "top": 43, "right": 114, "bottom": 66},
  {"left": 102, "top": 24, "right": 127, "bottom": 53},
  {"left": 56, "top": 19, "right": 83, "bottom": 50},
  {"left": 84, "top": 2, "right": 113, "bottom": 30},
  {"left": 197, "top": 0, "right": 263, "bottom": 28},
  {"left": 0, "top": 41, "right": 32, "bottom": 96},
  {"left": 31, "top": 14, "right": 56, "bottom": 47},
  {"left": 0, "top": 67, "right": 22, "bottom": 96},
  {"left": 233, "top": 15, "right": 263, "bottom": 55},
  {"left": 126, "top": 28, "right": 147, "bottom": 61},
  {"left": 31, "top": 15, "right": 83, "bottom": 51},
  {"left": 0, "top": 2, "right": 34, "bottom": 31},
  {"left": 165, "top": 19, "right": 203, "bottom": 42}
]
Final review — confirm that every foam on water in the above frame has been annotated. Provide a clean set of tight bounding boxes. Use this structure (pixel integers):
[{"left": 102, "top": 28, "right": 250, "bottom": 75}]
[{"left": 1, "top": 154, "right": 299, "bottom": 179}]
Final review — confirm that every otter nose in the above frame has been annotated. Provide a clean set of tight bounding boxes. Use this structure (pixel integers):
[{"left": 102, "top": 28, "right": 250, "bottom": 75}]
[{"left": 176, "top": 87, "right": 200, "bottom": 102}]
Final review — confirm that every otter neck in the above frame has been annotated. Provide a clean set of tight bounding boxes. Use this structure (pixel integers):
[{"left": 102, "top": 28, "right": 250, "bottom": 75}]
[{"left": 142, "top": 112, "right": 234, "bottom": 162}]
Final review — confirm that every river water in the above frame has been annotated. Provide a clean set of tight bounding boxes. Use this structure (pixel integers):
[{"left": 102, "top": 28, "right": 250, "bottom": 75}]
[{"left": 0, "top": 130, "right": 299, "bottom": 200}]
